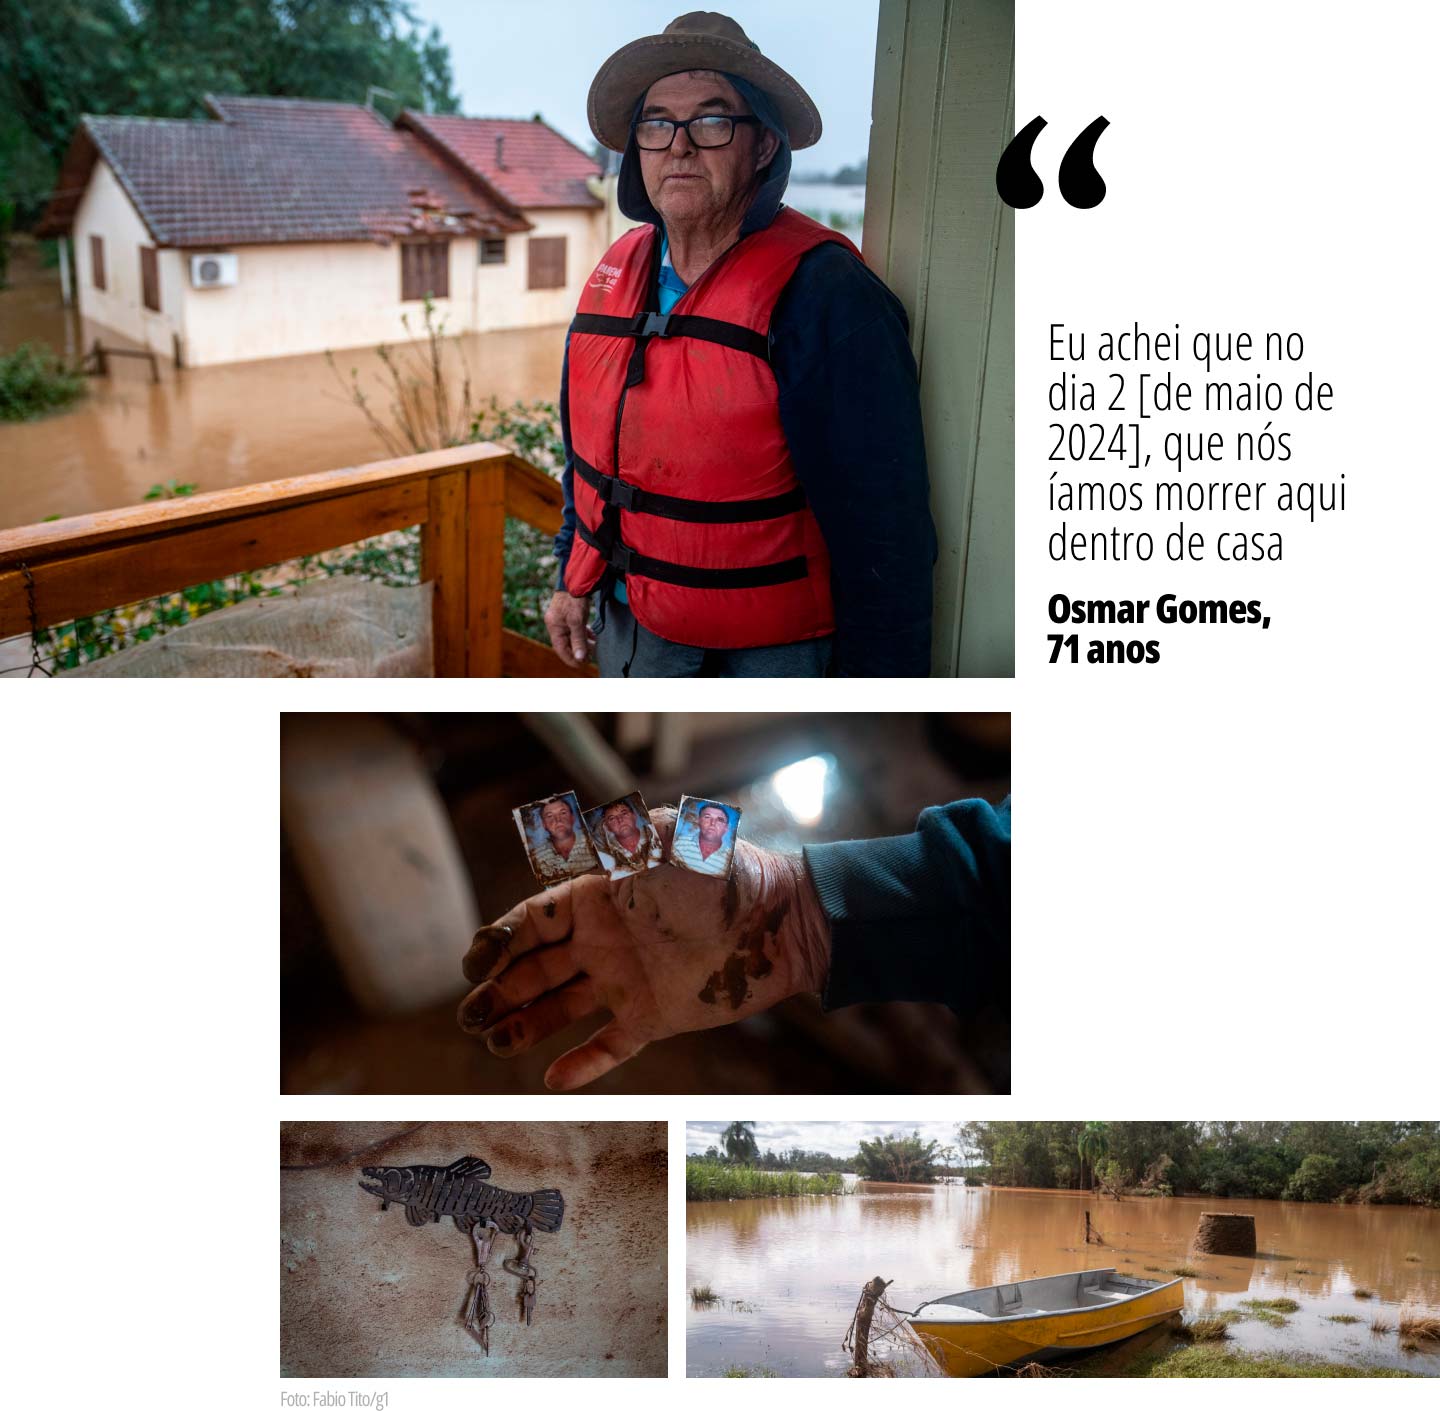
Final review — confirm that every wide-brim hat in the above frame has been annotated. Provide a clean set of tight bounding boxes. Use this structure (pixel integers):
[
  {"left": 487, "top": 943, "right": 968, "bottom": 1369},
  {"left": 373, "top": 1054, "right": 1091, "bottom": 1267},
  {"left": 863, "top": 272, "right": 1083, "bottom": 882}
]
[{"left": 587, "top": 10, "right": 822, "bottom": 153}]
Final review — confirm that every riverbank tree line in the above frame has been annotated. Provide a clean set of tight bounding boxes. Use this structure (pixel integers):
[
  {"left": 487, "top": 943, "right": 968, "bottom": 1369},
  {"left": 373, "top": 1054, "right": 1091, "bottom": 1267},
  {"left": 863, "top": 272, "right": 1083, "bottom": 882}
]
[
  {"left": 957, "top": 1121, "right": 1440, "bottom": 1206},
  {"left": 693, "top": 1126, "right": 949, "bottom": 1185}
]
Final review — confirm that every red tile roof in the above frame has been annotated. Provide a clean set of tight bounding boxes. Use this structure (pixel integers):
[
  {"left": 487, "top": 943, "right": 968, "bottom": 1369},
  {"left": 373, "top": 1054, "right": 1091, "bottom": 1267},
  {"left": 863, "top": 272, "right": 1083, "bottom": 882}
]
[
  {"left": 37, "top": 97, "right": 529, "bottom": 246},
  {"left": 400, "top": 113, "right": 602, "bottom": 210}
]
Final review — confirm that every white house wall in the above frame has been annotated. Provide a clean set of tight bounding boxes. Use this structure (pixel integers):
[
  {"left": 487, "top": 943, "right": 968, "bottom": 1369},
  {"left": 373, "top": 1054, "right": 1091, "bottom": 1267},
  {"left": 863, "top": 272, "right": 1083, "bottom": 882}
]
[
  {"left": 73, "top": 159, "right": 183, "bottom": 359},
  {"left": 472, "top": 209, "right": 606, "bottom": 334},
  {"left": 171, "top": 209, "right": 603, "bottom": 363},
  {"left": 178, "top": 237, "right": 481, "bottom": 366},
  {"left": 71, "top": 167, "right": 606, "bottom": 365}
]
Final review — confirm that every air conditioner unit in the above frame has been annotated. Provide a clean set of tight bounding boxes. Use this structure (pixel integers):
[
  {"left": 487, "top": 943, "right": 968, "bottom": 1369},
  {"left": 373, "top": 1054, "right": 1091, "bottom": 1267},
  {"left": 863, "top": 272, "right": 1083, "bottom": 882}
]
[{"left": 190, "top": 253, "right": 238, "bottom": 288}]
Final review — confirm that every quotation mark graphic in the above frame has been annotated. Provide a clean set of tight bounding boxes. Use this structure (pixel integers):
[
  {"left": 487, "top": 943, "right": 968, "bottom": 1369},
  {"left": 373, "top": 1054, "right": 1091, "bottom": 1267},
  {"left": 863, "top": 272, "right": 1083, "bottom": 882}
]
[{"left": 996, "top": 116, "right": 1110, "bottom": 209}]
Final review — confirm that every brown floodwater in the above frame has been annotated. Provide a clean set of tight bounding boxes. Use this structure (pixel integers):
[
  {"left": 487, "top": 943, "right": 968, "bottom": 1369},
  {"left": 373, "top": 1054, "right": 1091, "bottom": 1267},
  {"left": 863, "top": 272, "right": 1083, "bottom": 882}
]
[
  {"left": 0, "top": 240, "right": 564, "bottom": 529},
  {"left": 686, "top": 1184, "right": 1440, "bottom": 1377}
]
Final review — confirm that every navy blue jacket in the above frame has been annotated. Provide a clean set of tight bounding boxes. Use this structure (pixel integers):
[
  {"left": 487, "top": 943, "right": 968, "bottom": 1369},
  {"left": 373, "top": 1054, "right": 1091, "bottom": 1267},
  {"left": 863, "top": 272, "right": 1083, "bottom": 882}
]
[
  {"left": 804, "top": 798, "right": 1011, "bottom": 1020},
  {"left": 553, "top": 131, "right": 937, "bottom": 676}
]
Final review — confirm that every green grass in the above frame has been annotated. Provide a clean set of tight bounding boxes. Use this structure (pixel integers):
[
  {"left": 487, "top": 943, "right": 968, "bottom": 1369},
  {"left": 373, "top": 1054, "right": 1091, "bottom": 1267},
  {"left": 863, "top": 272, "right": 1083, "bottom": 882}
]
[
  {"left": 690, "top": 1284, "right": 720, "bottom": 1307},
  {"left": 686, "top": 1158, "right": 846, "bottom": 1201},
  {"left": 1129, "top": 1346, "right": 1415, "bottom": 1378},
  {"left": 1182, "top": 1316, "right": 1235, "bottom": 1342},
  {"left": 1326, "top": 1314, "right": 1362, "bottom": 1324},
  {"left": 1238, "top": 1297, "right": 1301, "bottom": 1327},
  {"left": 721, "top": 1366, "right": 778, "bottom": 1378},
  {"left": 0, "top": 342, "right": 88, "bottom": 421}
]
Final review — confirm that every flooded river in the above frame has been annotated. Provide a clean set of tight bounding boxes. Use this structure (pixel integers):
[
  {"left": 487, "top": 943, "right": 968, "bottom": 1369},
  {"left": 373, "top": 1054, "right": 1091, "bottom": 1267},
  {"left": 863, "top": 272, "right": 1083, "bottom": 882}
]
[
  {"left": 686, "top": 1184, "right": 1440, "bottom": 1377},
  {"left": 0, "top": 240, "right": 564, "bottom": 529}
]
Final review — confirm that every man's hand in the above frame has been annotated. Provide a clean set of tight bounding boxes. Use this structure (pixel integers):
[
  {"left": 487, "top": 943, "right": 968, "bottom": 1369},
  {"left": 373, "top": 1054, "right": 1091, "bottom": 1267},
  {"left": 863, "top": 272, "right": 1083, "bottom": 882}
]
[
  {"left": 543, "top": 591, "right": 594, "bottom": 667},
  {"left": 458, "top": 810, "right": 831, "bottom": 1090}
]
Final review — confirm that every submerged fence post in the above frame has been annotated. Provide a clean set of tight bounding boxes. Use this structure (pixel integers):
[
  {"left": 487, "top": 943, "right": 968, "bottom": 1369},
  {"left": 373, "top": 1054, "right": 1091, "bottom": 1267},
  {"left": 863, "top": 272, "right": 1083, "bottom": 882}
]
[{"left": 849, "top": 1275, "right": 891, "bottom": 1376}]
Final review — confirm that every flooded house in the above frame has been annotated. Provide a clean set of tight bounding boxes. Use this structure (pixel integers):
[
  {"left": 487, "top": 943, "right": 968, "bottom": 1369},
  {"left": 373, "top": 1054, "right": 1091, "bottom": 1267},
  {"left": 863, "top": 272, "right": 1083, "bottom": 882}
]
[{"left": 34, "top": 97, "right": 606, "bottom": 366}]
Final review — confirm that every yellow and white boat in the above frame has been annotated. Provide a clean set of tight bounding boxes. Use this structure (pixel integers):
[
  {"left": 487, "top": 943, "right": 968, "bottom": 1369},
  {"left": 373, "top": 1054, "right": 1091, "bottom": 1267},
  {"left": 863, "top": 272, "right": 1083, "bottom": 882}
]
[{"left": 908, "top": 1268, "right": 1184, "bottom": 1376}]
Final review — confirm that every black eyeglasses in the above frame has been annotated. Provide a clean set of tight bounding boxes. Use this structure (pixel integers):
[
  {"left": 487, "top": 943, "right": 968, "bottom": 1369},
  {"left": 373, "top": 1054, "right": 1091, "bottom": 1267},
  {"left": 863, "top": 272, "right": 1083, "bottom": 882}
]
[{"left": 634, "top": 114, "right": 762, "bottom": 151}]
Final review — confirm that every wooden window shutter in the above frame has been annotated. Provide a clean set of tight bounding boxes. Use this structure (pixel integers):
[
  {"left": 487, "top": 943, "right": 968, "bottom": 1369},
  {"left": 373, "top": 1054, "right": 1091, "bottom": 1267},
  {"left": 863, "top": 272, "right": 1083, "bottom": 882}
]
[
  {"left": 402, "top": 240, "right": 450, "bottom": 300},
  {"left": 140, "top": 246, "right": 160, "bottom": 312},
  {"left": 90, "top": 235, "right": 106, "bottom": 291},
  {"left": 527, "top": 235, "right": 567, "bottom": 290}
]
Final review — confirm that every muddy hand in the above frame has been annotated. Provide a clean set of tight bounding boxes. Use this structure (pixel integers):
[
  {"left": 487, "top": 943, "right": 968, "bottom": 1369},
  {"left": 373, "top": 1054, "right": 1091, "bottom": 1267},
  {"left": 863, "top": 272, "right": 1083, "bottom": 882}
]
[
  {"left": 458, "top": 808, "right": 831, "bottom": 1090},
  {"left": 543, "top": 591, "right": 594, "bottom": 667}
]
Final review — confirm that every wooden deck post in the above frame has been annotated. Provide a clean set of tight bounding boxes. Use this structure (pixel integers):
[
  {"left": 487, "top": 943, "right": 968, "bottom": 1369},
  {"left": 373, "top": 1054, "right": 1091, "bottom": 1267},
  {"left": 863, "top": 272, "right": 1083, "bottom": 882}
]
[
  {"left": 465, "top": 459, "right": 506, "bottom": 676},
  {"left": 422, "top": 468, "right": 468, "bottom": 676}
]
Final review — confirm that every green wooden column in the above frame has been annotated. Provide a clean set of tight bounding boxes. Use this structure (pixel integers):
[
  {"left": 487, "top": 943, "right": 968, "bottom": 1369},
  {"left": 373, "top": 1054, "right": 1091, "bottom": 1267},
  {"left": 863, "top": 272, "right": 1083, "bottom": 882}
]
[{"left": 866, "top": 0, "right": 1015, "bottom": 677}]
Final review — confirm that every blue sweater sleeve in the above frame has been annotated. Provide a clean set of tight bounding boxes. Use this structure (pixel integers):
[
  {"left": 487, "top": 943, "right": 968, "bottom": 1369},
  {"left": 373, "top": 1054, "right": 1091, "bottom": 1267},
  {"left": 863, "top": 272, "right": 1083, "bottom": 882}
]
[
  {"left": 554, "top": 334, "right": 578, "bottom": 588},
  {"left": 802, "top": 797, "right": 1010, "bottom": 1017},
  {"left": 770, "top": 243, "right": 937, "bottom": 677}
]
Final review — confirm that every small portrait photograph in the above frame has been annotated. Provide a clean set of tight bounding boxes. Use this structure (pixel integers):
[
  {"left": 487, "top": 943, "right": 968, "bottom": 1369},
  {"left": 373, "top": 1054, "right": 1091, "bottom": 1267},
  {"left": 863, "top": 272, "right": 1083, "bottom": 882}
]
[
  {"left": 670, "top": 797, "right": 741, "bottom": 879},
  {"left": 513, "top": 791, "right": 599, "bottom": 887},
  {"left": 584, "top": 792, "right": 663, "bottom": 880}
]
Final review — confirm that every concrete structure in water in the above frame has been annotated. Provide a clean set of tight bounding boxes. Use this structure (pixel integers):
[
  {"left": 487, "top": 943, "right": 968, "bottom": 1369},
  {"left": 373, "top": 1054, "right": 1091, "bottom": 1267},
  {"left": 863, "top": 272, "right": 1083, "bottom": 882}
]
[
  {"left": 1192, "top": 1210, "right": 1258, "bottom": 1256},
  {"left": 35, "top": 97, "right": 611, "bottom": 366}
]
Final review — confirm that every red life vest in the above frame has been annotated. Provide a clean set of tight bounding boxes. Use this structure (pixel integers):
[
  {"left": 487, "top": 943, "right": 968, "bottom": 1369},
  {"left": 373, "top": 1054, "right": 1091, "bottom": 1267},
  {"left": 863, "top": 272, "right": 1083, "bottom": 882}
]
[{"left": 563, "top": 208, "right": 857, "bottom": 650}]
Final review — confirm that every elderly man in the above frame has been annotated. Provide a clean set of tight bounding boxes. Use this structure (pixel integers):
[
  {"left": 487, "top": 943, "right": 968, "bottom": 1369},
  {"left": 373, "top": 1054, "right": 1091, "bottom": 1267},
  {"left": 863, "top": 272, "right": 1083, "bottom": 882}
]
[
  {"left": 544, "top": 12, "right": 936, "bottom": 678},
  {"left": 672, "top": 802, "right": 733, "bottom": 875},
  {"left": 531, "top": 796, "right": 597, "bottom": 881},
  {"left": 597, "top": 799, "right": 660, "bottom": 874}
]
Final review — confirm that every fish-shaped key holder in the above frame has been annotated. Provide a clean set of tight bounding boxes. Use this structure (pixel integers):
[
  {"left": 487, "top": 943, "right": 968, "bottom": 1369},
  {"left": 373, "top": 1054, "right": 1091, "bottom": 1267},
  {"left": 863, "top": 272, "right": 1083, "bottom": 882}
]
[{"left": 359, "top": 1155, "right": 564, "bottom": 1354}]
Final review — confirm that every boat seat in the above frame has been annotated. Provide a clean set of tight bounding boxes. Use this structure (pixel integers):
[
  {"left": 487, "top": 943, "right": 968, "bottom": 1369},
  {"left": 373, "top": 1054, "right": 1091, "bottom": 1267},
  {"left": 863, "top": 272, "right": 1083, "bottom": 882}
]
[{"left": 915, "top": 1304, "right": 991, "bottom": 1322}]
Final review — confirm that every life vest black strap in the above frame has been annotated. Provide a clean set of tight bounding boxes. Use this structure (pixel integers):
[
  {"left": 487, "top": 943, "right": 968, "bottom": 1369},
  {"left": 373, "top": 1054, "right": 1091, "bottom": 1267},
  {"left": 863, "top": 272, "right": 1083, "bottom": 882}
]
[
  {"left": 577, "top": 521, "right": 807, "bottom": 590},
  {"left": 570, "top": 310, "right": 770, "bottom": 364},
  {"left": 573, "top": 455, "right": 806, "bottom": 524}
]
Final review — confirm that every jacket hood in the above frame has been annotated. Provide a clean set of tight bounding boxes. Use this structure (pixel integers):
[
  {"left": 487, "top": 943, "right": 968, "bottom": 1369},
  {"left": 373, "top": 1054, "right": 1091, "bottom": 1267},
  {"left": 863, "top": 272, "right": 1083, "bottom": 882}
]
[{"left": 616, "top": 71, "right": 792, "bottom": 238}]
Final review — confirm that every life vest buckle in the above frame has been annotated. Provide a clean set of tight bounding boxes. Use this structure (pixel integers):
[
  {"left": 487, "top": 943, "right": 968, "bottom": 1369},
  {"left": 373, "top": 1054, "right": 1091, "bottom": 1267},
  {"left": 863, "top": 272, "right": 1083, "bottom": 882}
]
[
  {"left": 607, "top": 479, "right": 637, "bottom": 511},
  {"left": 635, "top": 312, "right": 672, "bottom": 339}
]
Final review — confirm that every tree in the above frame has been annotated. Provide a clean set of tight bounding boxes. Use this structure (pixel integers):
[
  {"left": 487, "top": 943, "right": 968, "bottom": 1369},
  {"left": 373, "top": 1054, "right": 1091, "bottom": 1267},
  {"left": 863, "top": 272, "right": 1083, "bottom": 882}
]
[
  {"left": 1094, "top": 1157, "right": 1124, "bottom": 1200},
  {"left": 721, "top": 1121, "right": 758, "bottom": 1164},
  {"left": 1285, "top": 1153, "right": 1343, "bottom": 1203},
  {"left": 855, "top": 1131, "right": 940, "bottom": 1184},
  {"left": 0, "top": 0, "right": 461, "bottom": 225},
  {"left": 1077, "top": 1121, "right": 1109, "bottom": 1191}
]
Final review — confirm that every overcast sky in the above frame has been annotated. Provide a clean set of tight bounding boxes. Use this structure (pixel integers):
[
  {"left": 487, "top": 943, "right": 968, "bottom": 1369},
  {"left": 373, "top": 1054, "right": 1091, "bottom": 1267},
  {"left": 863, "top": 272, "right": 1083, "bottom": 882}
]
[
  {"left": 686, "top": 1121, "right": 961, "bottom": 1159},
  {"left": 413, "top": 0, "right": 880, "bottom": 175}
]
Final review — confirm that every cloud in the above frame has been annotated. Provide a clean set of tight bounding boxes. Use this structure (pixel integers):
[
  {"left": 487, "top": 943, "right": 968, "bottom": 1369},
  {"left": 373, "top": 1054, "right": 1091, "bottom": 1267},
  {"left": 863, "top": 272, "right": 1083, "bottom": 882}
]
[{"left": 685, "top": 1121, "right": 958, "bottom": 1158}]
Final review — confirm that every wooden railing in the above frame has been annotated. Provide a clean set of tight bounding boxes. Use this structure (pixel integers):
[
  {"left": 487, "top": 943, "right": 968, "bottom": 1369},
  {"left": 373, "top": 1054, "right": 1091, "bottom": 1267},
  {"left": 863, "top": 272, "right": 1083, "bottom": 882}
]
[{"left": 0, "top": 443, "right": 591, "bottom": 677}]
